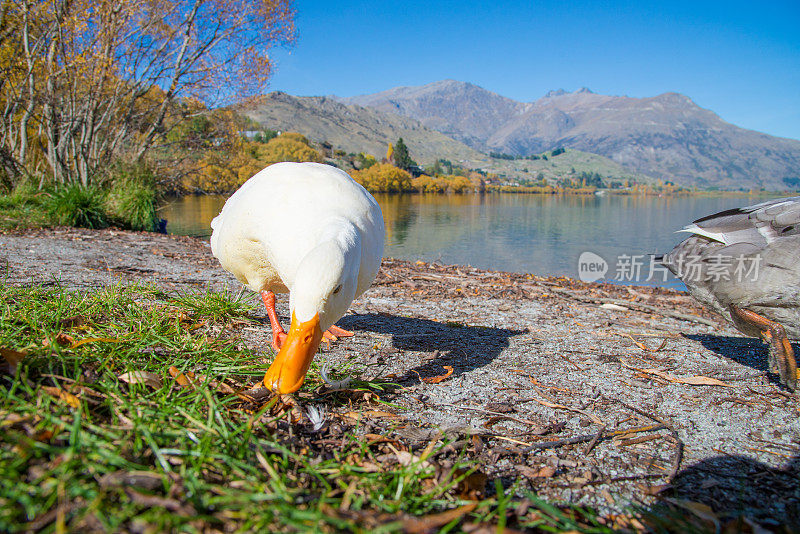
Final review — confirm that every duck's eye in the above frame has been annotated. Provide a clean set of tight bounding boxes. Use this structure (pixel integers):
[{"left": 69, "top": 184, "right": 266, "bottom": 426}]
[{"left": 333, "top": 284, "right": 342, "bottom": 294}]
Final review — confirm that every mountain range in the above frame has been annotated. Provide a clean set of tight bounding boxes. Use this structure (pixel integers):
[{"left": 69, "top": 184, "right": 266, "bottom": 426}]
[
  {"left": 240, "top": 80, "right": 800, "bottom": 190},
  {"left": 241, "top": 91, "right": 481, "bottom": 164}
]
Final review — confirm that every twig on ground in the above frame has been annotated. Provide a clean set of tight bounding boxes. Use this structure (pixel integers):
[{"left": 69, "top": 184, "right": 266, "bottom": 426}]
[
  {"left": 430, "top": 402, "right": 542, "bottom": 427},
  {"left": 584, "top": 424, "right": 608, "bottom": 454},
  {"left": 521, "top": 424, "right": 666, "bottom": 453},
  {"left": 550, "top": 287, "right": 718, "bottom": 327},
  {"left": 606, "top": 396, "right": 684, "bottom": 482},
  {"left": 527, "top": 397, "right": 603, "bottom": 424}
]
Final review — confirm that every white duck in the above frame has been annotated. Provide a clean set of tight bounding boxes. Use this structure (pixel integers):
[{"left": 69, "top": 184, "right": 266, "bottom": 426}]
[{"left": 210, "top": 162, "right": 384, "bottom": 393}]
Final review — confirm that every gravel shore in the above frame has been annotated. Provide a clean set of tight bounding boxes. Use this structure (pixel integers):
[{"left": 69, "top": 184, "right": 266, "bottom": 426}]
[{"left": 2, "top": 227, "right": 797, "bottom": 527}]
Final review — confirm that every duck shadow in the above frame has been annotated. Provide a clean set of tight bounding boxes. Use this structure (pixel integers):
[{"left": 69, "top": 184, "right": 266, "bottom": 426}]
[
  {"left": 684, "top": 333, "right": 799, "bottom": 387},
  {"left": 337, "top": 312, "right": 524, "bottom": 385},
  {"left": 646, "top": 452, "right": 799, "bottom": 531}
]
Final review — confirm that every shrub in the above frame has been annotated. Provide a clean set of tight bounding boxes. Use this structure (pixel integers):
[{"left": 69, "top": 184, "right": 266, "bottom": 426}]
[
  {"left": 351, "top": 164, "right": 413, "bottom": 193},
  {"left": 411, "top": 174, "right": 474, "bottom": 193},
  {"left": 354, "top": 152, "right": 377, "bottom": 170},
  {"left": 46, "top": 183, "right": 108, "bottom": 229},
  {"left": 105, "top": 163, "right": 160, "bottom": 231},
  {"left": 258, "top": 134, "right": 322, "bottom": 164}
]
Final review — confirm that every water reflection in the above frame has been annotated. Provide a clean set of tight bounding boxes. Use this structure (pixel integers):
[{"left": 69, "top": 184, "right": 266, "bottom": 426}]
[{"left": 159, "top": 192, "right": 775, "bottom": 284}]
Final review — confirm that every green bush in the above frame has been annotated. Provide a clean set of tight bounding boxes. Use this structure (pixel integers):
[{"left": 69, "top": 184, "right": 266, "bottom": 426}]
[
  {"left": 45, "top": 183, "right": 108, "bottom": 229},
  {"left": 105, "top": 163, "right": 160, "bottom": 231}
]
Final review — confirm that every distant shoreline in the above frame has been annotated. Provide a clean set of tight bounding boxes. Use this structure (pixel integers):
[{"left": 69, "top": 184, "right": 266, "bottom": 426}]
[{"left": 167, "top": 187, "right": 789, "bottom": 199}]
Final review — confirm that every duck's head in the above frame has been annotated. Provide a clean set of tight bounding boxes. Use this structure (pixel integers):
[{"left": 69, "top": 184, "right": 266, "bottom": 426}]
[{"left": 263, "top": 228, "right": 360, "bottom": 393}]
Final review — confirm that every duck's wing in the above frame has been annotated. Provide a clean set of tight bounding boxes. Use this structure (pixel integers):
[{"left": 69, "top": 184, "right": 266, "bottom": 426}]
[{"left": 679, "top": 196, "right": 800, "bottom": 246}]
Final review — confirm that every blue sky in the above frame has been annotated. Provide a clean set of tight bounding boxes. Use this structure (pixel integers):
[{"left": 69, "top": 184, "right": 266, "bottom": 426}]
[{"left": 266, "top": 1, "right": 800, "bottom": 140}]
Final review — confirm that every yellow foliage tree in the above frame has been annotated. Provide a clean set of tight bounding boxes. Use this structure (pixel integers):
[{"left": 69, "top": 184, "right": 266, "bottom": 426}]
[
  {"left": 411, "top": 174, "right": 474, "bottom": 193},
  {"left": 0, "top": 0, "right": 295, "bottom": 186},
  {"left": 184, "top": 131, "right": 321, "bottom": 193},
  {"left": 257, "top": 134, "right": 322, "bottom": 164},
  {"left": 351, "top": 163, "right": 412, "bottom": 193},
  {"left": 187, "top": 146, "right": 262, "bottom": 193},
  {"left": 278, "top": 132, "right": 311, "bottom": 145}
]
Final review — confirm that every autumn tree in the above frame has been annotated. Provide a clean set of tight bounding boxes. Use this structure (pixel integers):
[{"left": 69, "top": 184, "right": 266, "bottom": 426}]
[
  {"left": 186, "top": 131, "right": 320, "bottom": 193},
  {"left": 0, "top": 0, "right": 295, "bottom": 187},
  {"left": 351, "top": 163, "right": 412, "bottom": 193},
  {"left": 257, "top": 132, "right": 322, "bottom": 164}
]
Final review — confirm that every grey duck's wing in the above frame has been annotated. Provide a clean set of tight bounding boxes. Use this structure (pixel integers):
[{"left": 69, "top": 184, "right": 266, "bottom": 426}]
[
  {"left": 659, "top": 198, "right": 800, "bottom": 334},
  {"left": 681, "top": 196, "right": 800, "bottom": 247}
]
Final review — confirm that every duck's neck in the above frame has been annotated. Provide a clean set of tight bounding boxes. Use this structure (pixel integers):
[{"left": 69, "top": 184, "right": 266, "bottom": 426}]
[{"left": 290, "top": 219, "right": 361, "bottom": 329}]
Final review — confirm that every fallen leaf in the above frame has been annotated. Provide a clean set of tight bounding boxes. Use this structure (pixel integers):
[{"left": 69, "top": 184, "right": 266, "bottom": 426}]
[
  {"left": 392, "top": 449, "right": 431, "bottom": 467},
  {"left": 677, "top": 375, "right": 733, "bottom": 387},
  {"left": 1, "top": 347, "right": 27, "bottom": 375},
  {"left": 601, "top": 303, "right": 629, "bottom": 311},
  {"left": 364, "top": 433, "right": 402, "bottom": 446},
  {"left": 357, "top": 461, "right": 383, "bottom": 473},
  {"left": 624, "top": 334, "right": 667, "bottom": 352},
  {"left": 168, "top": 366, "right": 196, "bottom": 386},
  {"left": 167, "top": 366, "right": 236, "bottom": 394},
  {"left": 422, "top": 365, "right": 454, "bottom": 384},
  {"left": 58, "top": 315, "right": 87, "bottom": 328},
  {"left": 99, "top": 471, "right": 164, "bottom": 490},
  {"left": 42, "top": 386, "right": 81, "bottom": 409},
  {"left": 403, "top": 503, "right": 477, "bottom": 534},
  {"left": 118, "top": 370, "right": 163, "bottom": 389},
  {"left": 70, "top": 337, "right": 123, "bottom": 348},
  {"left": 33, "top": 429, "right": 55, "bottom": 442},
  {"left": 515, "top": 464, "right": 556, "bottom": 478},
  {"left": 42, "top": 333, "right": 75, "bottom": 347},
  {"left": 342, "top": 410, "right": 401, "bottom": 421},
  {"left": 624, "top": 365, "right": 733, "bottom": 387}
]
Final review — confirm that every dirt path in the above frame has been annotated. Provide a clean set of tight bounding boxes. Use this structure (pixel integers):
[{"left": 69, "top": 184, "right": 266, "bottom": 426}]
[{"left": 1, "top": 227, "right": 798, "bottom": 526}]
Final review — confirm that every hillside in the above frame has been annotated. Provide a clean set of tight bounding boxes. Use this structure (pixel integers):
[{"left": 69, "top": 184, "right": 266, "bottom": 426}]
[
  {"left": 344, "top": 80, "right": 800, "bottom": 190},
  {"left": 464, "top": 148, "right": 653, "bottom": 185},
  {"left": 239, "top": 92, "right": 482, "bottom": 164},
  {"left": 239, "top": 90, "right": 654, "bottom": 186}
]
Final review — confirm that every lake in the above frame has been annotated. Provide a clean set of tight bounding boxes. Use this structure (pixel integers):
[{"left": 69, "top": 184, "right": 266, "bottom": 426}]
[{"left": 158, "top": 193, "right": 775, "bottom": 287}]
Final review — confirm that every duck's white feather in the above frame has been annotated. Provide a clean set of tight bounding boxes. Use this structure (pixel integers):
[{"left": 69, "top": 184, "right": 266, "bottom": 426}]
[{"left": 210, "top": 162, "right": 384, "bottom": 330}]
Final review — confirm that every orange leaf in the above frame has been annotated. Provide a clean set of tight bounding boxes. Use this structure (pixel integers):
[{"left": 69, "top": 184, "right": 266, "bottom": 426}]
[
  {"left": 71, "top": 337, "right": 123, "bottom": 348},
  {"left": 403, "top": 503, "right": 478, "bottom": 534},
  {"left": 342, "top": 410, "right": 401, "bottom": 421},
  {"left": 168, "top": 366, "right": 196, "bottom": 386},
  {"left": 624, "top": 364, "right": 733, "bottom": 387},
  {"left": 422, "top": 365, "right": 454, "bottom": 384},
  {"left": 42, "top": 386, "right": 81, "bottom": 409},
  {"left": 167, "top": 366, "right": 235, "bottom": 394},
  {"left": 677, "top": 375, "right": 733, "bottom": 387},
  {"left": 43, "top": 333, "right": 75, "bottom": 347},
  {"left": 1, "top": 347, "right": 27, "bottom": 374}
]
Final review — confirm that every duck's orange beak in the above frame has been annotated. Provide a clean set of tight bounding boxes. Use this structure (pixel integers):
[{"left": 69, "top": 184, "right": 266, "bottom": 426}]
[{"left": 263, "top": 312, "right": 323, "bottom": 394}]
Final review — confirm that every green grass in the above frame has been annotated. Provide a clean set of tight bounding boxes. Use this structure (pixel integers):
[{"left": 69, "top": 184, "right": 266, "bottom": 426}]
[
  {"left": 44, "top": 183, "right": 108, "bottom": 229},
  {"left": 0, "top": 191, "right": 54, "bottom": 229},
  {"left": 104, "top": 163, "right": 161, "bottom": 231},
  {"left": 0, "top": 165, "right": 160, "bottom": 232},
  {"left": 0, "top": 282, "right": 666, "bottom": 532}
]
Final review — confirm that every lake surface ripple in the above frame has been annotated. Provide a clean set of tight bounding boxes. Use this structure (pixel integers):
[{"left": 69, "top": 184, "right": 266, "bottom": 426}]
[{"left": 158, "top": 193, "right": 775, "bottom": 287}]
